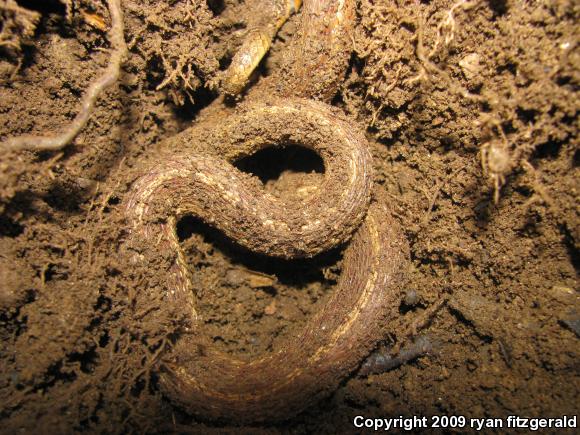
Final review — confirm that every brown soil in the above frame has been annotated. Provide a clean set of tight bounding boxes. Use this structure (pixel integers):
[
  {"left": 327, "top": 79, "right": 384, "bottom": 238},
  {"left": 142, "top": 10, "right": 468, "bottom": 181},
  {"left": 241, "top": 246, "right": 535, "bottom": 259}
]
[{"left": 0, "top": 0, "right": 578, "bottom": 434}]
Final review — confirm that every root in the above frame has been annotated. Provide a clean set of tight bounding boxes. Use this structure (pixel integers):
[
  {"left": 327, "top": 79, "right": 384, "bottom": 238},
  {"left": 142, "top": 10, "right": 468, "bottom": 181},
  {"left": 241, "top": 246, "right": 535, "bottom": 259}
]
[
  {"left": 0, "top": 0, "right": 127, "bottom": 152},
  {"left": 428, "top": 0, "right": 480, "bottom": 59},
  {"left": 155, "top": 52, "right": 197, "bottom": 106},
  {"left": 521, "top": 160, "right": 556, "bottom": 210},
  {"left": 406, "top": 3, "right": 485, "bottom": 103}
]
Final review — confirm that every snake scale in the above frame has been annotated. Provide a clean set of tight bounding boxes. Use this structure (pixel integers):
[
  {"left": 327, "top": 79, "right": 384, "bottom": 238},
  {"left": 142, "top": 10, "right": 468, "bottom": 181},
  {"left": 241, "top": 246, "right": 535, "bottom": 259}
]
[{"left": 124, "top": 0, "right": 408, "bottom": 422}]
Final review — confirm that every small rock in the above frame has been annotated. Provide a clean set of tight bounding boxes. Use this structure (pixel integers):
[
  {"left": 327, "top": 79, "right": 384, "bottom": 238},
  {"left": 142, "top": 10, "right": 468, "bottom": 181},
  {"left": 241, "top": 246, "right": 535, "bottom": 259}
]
[
  {"left": 225, "top": 269, "right": 245, "bottom": 286},
  {"left": 459, "top": 53, "right": 481, "bottom": 80},
  {"left": 403, "top": 289, "right": 419, "bottom": 307},
  {"left": 264, "top": 300, "right": 277, "bottom": 316}
]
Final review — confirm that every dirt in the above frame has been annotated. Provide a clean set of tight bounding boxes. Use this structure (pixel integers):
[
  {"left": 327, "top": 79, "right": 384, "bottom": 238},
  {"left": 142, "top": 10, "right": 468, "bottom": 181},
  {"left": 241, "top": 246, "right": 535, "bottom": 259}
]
[{"left": 0, "top": 0, "right": 578, "bottom": 433}]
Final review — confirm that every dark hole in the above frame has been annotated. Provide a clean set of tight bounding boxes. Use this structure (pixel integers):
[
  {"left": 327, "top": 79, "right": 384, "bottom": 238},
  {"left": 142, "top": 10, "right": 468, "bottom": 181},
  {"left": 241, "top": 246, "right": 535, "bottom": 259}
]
[
  {"left": 573, "top": 149, "right": 580, "bottom": 167},
  {"left": 486, "top": 0, "right": 508, "bottom": 16},
  {"left": 330, "top": 90, "right": 344, "bottom": 108},
  {"left": 145, "top": 56, "right": 166, "bottom": 91},
  {"left": 497, "top": 61, "right": 517, "bottom": 76},
  {"left": 101, "top": 196, "right": 120, "bottom": 214},
  {"left": 556, "top": 76, "right": 572, "bottom": 87},
  {"left": 30, "top": 361, "right": 77, "bottom": 392},
  {"left": 0, "top": 215, "right": 24, "bottom": 237},
  {"left": 516, "top": 107, "right": 538, "bottom": 124},
  {"left": 176, "top": 215, "right": 202, "bottom": 242},
  {"left": 131, "top": 377, "right": 146, "bottom": 397},
  {"left": 532, "top": 140, "right": 563, "bottom": 160},
  {"left": 44, "top": 182, "right": 82, "bottom": 212},
  {"left": 24, "top": 289, "right": 36, "bottom": 304},
  {"left": 43, "top": 264, "right": 57, "bottom": 283},
  {"left": 98, "top": 331, "right": 110, "bottom": 348},
  {"left": 68, "top": 347, "right": 99, "bottom": 374},
  {"left": 206, "top": 0, "right": 226, "bottom": 15},
  {"left": 401, "top": 21, "right": 416, "bottom": 33},
  {"left": 560, "top": 224, "right": 579, "bottom": 275},
  {"left": 15, "top": 0, "right": 65, "bottom": 15},
  {"left": 176, "top": 215, "right": 341, "bottom": 286},
  {"left": 234, "top": 145, "right": 324, "bottom": 184},
  {"left": 173, "top": 85, "right": 219, "bottom": 123},
  {"left": 94, "top": 294, "right": 112, "bottom": 312},
  {"left": 218, "top": 52, "right": 233, "bottom": 71},
  {"left": 501, "top": 120, "right": 516, "bottom": 135}
]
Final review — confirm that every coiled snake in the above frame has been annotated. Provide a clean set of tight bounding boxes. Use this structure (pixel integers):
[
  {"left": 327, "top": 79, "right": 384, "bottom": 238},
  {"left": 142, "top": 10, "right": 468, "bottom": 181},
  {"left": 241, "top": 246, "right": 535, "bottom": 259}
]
[{"left": 124, "top": 0, "right": 408, "bottom": 422}]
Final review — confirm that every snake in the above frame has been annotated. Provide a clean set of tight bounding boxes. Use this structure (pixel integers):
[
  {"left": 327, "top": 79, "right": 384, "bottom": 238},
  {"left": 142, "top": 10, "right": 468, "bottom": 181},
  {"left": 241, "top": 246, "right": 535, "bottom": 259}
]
[{"left": 124, "top": 0, "right": 408, "bottom": 423}]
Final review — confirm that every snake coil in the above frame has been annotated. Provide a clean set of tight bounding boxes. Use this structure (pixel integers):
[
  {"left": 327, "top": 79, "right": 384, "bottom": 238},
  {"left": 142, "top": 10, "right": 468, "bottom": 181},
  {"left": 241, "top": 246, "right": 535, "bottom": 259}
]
[{"left": 124, "top": 0, "right": 408, "bottom": 422}]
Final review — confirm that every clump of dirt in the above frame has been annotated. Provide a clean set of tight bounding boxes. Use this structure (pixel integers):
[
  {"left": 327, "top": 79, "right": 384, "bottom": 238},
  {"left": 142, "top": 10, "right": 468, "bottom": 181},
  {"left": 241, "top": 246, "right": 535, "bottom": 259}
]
[
  {"left": 0, "top": 0, "right": 40, "bottom": 76},
  {"left": 0, "top": 0, "right": 578, "bottom": 434}
]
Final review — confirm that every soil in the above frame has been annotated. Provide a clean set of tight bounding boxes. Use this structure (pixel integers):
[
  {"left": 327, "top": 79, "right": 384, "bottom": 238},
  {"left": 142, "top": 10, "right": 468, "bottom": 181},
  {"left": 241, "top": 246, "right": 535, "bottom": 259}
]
[{"left": 0, "top": 0, "right": 578, "bottom": 434}]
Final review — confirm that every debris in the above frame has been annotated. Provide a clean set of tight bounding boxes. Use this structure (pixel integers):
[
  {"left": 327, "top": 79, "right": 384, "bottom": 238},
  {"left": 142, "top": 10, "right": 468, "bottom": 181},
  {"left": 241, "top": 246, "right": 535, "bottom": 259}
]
[{"left": 359, "top": 335, "right": 436, "bottom": 376}]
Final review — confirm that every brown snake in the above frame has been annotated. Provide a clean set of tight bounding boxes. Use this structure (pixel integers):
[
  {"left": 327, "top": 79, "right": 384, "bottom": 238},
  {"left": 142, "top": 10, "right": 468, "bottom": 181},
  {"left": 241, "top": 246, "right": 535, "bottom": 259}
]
[{"left": 124, "top": 0, "right": 408, "bottom": 423}]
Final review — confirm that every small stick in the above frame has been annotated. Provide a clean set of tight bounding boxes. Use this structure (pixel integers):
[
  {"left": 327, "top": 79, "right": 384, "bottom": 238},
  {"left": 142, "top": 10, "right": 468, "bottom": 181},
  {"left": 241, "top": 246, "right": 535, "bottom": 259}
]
[
  {"left": 0, "top": 0, "right": 127, "bottom": 152},
  {"left": 358, "top": 335, "right": 437, "bottom": 376}
]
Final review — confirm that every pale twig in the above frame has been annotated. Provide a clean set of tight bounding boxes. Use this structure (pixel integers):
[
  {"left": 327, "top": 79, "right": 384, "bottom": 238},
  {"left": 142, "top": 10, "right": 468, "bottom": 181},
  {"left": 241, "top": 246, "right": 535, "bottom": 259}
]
[{"left": 0, "top": 0, "right": 127, "bottom": 152}]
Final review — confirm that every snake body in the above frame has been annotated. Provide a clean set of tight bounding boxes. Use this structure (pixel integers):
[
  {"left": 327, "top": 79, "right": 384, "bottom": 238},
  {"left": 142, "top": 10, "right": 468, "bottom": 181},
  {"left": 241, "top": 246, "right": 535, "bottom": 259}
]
[{"left": 124, "top": 0, "right": 408, "bottom": 422}]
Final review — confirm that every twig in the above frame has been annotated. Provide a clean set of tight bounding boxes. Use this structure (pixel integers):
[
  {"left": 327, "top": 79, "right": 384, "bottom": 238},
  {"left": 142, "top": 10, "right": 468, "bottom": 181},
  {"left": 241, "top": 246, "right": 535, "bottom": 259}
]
[
  {"left": 392, "top": 295, "right": 449, "bottom": 354},
  {"left": 359, "top": 335, "right": 437, "bottom": 376},
  {"left": 0, "top": 0, "right": 127, "bottom": 152}
]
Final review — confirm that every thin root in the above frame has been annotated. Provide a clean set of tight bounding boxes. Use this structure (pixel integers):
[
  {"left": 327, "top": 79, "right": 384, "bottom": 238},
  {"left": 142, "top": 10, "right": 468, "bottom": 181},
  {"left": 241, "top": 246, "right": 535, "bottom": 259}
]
[
  {"left": 0, "top": 0, "right": 127, "bottom": 152},
  {"left": 405, "top": 1, "right": 485, "bottom": 103},
  {"left": 521, "top": 161, "right": 556, "bottom": 210}
]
